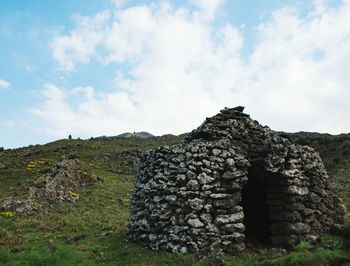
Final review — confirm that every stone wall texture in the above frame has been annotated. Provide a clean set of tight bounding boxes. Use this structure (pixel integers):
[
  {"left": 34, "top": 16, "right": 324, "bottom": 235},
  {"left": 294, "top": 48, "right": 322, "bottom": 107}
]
[{"left": 129, "top": 107, "right": 345, "bottom": 253}]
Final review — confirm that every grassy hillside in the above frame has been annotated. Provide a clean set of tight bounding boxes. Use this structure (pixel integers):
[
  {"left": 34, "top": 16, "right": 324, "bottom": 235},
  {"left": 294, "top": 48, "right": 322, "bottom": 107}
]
[{"left": 0, "top": 133, "right": 349, "bottom": 265}]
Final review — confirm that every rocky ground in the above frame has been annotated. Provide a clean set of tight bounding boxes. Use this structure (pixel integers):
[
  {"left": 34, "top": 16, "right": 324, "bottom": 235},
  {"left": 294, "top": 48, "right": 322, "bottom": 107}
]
[{"left": 1, "top": 158, "right": 94, "bottom": 216}]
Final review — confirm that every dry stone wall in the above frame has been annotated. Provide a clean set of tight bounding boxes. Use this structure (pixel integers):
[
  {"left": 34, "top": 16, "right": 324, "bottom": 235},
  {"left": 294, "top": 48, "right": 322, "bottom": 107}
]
[{"left": 129, "top": 107, "right": 345, "bottom": 253}]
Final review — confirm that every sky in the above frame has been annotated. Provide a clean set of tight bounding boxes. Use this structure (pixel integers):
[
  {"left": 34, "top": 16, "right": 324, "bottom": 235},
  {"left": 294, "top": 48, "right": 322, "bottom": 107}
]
[{"left": 0, "top": 0, "right": 349, "bottom": 148}]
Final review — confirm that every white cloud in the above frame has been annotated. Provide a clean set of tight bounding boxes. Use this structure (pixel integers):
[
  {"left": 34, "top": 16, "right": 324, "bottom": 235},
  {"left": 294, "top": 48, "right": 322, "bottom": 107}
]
[
  {"left": 31, "top": 84, "right": 137, "bottom": 137},
  {"left": 40, "top": 0, "right": 350, "bottom": 138},
  {"left": 50, "top": 10, "right": 110, "bottom": 71},
  {"left": 0, "top": 79, "right": 11, "bottom": 89}
]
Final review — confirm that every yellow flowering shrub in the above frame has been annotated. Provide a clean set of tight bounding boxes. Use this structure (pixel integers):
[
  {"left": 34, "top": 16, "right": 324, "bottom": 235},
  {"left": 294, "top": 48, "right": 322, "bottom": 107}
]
[
  {"left": 26, "top": 159, "right": 46, "bottom": 173},
  {"left": 31, "top": 201, "right": 43, "bottom": 209},
  {"left": 88, "top": 163, "right": 99, "bottom": 169},
  {"left": 68, "top": 191, "right": 80, "bottom": 199},
  {"left": 0, "top": 211, "right": 16, "bottom": 217}
]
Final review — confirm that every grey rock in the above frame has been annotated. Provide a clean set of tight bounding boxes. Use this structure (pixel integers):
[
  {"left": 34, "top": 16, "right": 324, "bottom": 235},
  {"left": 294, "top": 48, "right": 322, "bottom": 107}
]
[
  {"left": 187, "top": 218, "right": 204, "bottom": 228},
  {"left": 213, "top": 198, "right": 239, "bottom": 209},
  {"left": 215, "top": 212, "right": 244, "bottom": 224},
  {"left": 165, "top": 195, "right": 177, "bottom": 202},
  {"left": 204, "top": 204, "right": 214, "bottom": 213},
  {"left": 212, "top": 149, "right": 221, "bottom": 156},
  {"left": 222, "top": 171, "right": 235, "bottom": 179},
  {"left": 179, "top": 246, "right": 188, "bottom": 253},
  {"left": 221, "top": 223, "right": 245, "bottom": 233},
  {"left": 186, "top": 170, "right": 196, "bottom": 180},
  {"left": 187, "top": 180, "right": 199, "bottom": 190},
  {"left": 176, "top": 174, "right": 186, "bottom": 182},
  {"left": 210, "top": 193, "right": 231, "bottom": 199},
  {"left": 284, "top": 186, "right": 309, "bottom": 195},
  {"left": 188, "top": 198, "right": 204, "bottom": 210},
  {"left": 2, "top": 199, "right": 37, "bottom": 216},
  {"left": 200, "top": 213, "right": 212, "bottom": 224},
  {"left": 226, "top": 158, "right": 235, "bottom": 168},
  {"left": 197, "top": 173, "right": 214, "bottom": 185},
  {"left": 1, "top": 159, "right": 92, "bottom": 216}
]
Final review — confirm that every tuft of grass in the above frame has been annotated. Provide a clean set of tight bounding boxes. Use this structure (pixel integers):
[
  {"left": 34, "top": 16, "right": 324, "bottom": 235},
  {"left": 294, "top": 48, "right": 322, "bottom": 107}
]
[
  {"left": 229, "top": 253, "right": 267, "bottom": 266},
  {"left": 294, "top": 241, "right": 312, "bottom": 252},
  {"left": 319, "top": 235, "right": 344, "bottom": 250}
]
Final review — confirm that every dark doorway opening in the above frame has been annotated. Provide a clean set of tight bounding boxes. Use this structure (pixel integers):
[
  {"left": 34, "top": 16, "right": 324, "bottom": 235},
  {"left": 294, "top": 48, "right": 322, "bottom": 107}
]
[{"left": 241, "top": 165, "right": 271, "bottom": 244}]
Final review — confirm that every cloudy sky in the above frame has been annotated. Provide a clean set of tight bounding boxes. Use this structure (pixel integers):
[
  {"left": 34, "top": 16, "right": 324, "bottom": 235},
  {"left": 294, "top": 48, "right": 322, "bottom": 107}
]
[{"left": 0, "top": 0, "right": 349, "bottom": 148}]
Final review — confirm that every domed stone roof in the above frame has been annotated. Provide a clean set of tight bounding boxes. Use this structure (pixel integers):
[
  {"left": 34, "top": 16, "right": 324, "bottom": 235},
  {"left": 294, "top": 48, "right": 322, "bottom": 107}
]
[{"left": 129, "top": 107, "right": 345, "bottom": 253}]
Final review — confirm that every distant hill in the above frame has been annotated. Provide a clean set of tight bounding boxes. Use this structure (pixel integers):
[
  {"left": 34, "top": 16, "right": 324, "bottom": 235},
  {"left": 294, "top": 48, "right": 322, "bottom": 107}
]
[
  {"left": 91, "top": 131, "right": 155, "bottom": 141},
  {"left": 117, "top": 131, "right": 154, "bottom": 139}
]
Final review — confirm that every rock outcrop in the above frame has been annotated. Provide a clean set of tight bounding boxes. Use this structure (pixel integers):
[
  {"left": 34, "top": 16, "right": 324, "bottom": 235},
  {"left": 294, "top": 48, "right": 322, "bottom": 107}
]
[
  {"left": 129, "top": 107, "right": 345, "bottom": 253},
  {"left": 1, "top": 158, "right": 93, "bottom": 216}
]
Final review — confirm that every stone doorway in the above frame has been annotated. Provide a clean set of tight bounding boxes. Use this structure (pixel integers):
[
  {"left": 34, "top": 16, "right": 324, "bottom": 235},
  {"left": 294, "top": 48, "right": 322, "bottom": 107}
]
[{"left": 241, "top": 164, "right": 271, "bottom": 244}]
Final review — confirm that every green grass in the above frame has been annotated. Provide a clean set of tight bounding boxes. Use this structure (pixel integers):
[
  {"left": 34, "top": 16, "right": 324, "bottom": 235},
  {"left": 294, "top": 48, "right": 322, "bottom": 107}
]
[
  {"left": 0, "top": 134, "right": 350, "bottom": 265},
  {"left": 0, "top": 241, "right": 90, "bottom": 266},
  {"left": 270, "top": 248, "right": 348, "bottom": 266},
  {"left": 0, "top": 173, "right": 198, "bottom": 266}
]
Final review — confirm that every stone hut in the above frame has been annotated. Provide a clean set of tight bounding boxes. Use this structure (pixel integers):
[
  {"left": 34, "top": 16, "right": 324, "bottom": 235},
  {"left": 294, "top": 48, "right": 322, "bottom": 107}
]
[{"left": 129, "top": 107, "right": 345, "bottom": 253}]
